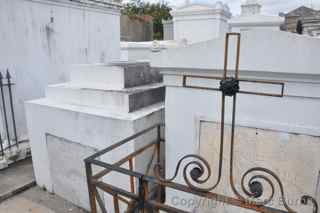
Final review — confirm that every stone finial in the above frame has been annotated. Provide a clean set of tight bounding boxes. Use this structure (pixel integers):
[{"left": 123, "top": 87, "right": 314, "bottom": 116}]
[{"left": 151, "top": 40, "right": 161, "bottom": 52}]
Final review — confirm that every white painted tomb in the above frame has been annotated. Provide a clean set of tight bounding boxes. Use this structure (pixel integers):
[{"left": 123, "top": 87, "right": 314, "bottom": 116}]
[
  {"left": 0, "top": 0, "right": 121, "bottom": 143},
  {"left": 170, "top": 1, "right": 231, "bottom": 43},
  {"left": 230, "top": 0, "right": 284, "bottom": 32},
  {"left": 152, "top": 30, "right": 320, "bottom": 212},
  {"left": 26, "top": 61, "right": 164, "bottom": 211}
]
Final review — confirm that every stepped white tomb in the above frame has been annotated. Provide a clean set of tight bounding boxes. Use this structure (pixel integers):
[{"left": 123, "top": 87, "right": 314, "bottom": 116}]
[{"left": 26, "top": 61, "right": 164, "bottom": 211}]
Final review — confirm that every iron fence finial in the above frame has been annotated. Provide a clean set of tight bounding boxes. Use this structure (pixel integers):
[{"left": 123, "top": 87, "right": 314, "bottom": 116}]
[{"left": 6, "top": 69, "right": 11, "bottom": 80}]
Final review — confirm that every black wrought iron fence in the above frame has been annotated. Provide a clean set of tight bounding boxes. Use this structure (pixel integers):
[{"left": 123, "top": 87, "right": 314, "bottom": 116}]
[
  {"left": 84, "top": 123, "right": 318, "bottom": 213},
  {"left": 0, "top": 69, "right": 18, "bottom": 157}
]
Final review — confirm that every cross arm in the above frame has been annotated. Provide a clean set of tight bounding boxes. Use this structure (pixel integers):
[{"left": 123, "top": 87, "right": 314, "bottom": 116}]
[{"left": 182, "top": 74, "right": 285, "bottom": 98}]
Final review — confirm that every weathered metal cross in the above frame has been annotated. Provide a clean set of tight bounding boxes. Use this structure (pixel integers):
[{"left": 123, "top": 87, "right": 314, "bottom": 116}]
[{"left": 182, "top": 32, "right": 285, "bottom": 193}]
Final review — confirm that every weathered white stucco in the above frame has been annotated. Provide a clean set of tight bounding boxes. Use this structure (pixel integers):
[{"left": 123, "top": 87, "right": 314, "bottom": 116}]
[
  {"left": 156, "top": 30, "right": 320, "bottom": 212},
  {"left": 171, "top": 2, "right": 231, "bottom": 43},
  {"left": 152, "top": 30, "right": 320, "bottom": 76},
  {"left": 0, "top": 0, "right": 121, "bottom": 140}
]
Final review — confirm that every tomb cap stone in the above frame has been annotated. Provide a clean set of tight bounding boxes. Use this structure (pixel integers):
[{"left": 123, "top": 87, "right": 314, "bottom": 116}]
[
  {"left": 171, "top": 1, "right": 231, "bottom": 19},
  {"left": 241, "top": 0, "right": 262, "bottom": 16},
  {"left": 171, "top": 1, "right": 231, "bottom": 43},
  {"left": 70, "top": 61, "right": 162, "bottom": 89},
  {"left": 230, "top": 0, "right": 283, "bottom": 31},
  {"left": 46, "top": 82, "right": 164, "bottom": 113},
  {"left": 41, "top": 0, "right": 122, "bottom": 14}
]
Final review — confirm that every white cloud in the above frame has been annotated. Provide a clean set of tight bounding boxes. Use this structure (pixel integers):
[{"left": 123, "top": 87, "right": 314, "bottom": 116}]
[{"left": 123, "top": 0, "right": 320, "bottom": 15}]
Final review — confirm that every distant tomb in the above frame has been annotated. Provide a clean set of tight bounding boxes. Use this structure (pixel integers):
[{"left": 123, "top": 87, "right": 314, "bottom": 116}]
[{"left": 229, "top": 0, "right": 284, "bottom": 32}]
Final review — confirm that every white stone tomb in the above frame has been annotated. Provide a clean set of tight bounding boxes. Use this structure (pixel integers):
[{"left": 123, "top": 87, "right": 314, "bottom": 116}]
[
  {"left": 171, "top": 1, "right": 231, "bottom": 43},
  {"left": 230, "top": 0, "right": 284, "bottom": 32},
  {"left": 26, "top": 61, "right": 164, "bottom": 211}
]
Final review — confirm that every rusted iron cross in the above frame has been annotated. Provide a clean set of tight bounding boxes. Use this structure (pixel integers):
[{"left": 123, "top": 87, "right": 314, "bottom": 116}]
[
  {"left": 177, "top": 32, "right": 320, "bottom": 213},
  {"left": 180, "top": 33, "right": 317, "bottom": 213},
  {"left": 182, "top": 33, "right": 285, "bottom": 193},
  {"left": 152, "top": 32, "right": 318, "bottom": 213}
]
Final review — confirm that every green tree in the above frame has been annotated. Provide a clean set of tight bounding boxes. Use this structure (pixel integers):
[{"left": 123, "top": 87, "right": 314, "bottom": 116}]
[{"left": 122, "top": 0, "right": 172, "bottom": 40}]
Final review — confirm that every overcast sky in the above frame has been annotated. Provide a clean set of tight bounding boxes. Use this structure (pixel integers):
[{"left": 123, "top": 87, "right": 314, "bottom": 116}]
[{"left": 123, "top": 0, "right": 320, "bottom": 15}]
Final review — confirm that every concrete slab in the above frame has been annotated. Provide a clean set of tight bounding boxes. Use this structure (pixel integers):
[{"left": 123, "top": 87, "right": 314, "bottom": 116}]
[
  {"left": 0, "top": 159, "right": 35, "bottom": 201},
  {"left": 46, "top": 82, "right": 165, "bottom": 113},
  {"left": 0, "top": 187, "right": 88, "bottom": 213},
  {"left": 70, "top": 62, "right": 162, "bottom": 89}
]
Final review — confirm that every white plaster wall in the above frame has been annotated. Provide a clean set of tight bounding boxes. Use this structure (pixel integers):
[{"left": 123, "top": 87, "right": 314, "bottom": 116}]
[
  {"left": 0, "top": 0, "right": 120, "bottom": 140},
  {"left": 197, "top": 122, "right": 320, "bottom": 213},
  {"left": 47, "top": 134, "right": 100, "bottom": 210},
  {"left": 151, "top": 30, "right": 320, "bottom": 76}
]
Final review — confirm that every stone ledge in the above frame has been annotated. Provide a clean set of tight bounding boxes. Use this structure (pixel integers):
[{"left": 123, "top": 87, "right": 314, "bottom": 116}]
[
  {"left": 46, "top": 83, "right": 165, "bottom": 113},
  {"left": 70, "top": 62, "right": 162, "bottom": 89},
  {"left": 0, "top": 181, "right": 36, "bottom": 203},
  {"left": 26, "top": 99, "right": 164, "bottom": 121},
  {"left": 26, "top": 0, "right": 121, "bottom": 15}
]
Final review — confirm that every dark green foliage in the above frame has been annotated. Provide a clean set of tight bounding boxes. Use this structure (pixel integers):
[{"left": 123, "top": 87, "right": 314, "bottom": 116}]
[{"left": 122, "top": 0, "right": 172, "bottom": 40}]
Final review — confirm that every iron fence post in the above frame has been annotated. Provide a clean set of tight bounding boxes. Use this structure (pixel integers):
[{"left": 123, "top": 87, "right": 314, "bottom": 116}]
[
  {"left": 0, "top": 133, "right": 3, "bottom": 157},
  {"left": 85, "top": 160, "right": 97, "bottom": 213},
  {"left": 0, "top": 71, "right": 11, "bottom": 150},
  {"left": 139, "top": 177, "right": 149, "bottom": 213},
  {"left": 6, "top": 70, "right": 18, "bottom": 149}
]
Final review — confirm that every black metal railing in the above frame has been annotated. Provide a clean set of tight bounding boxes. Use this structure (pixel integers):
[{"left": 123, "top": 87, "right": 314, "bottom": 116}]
[
  {"left": 85, "top": 124, "right": 165, "bottom": 213},
  {"left": 84, "top": 123, "right": 318, "bottom": 213},
  {"left": 0, "top": 69, "right": 18, "bottom": 157}
]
